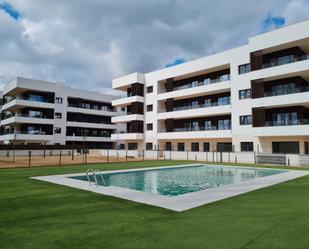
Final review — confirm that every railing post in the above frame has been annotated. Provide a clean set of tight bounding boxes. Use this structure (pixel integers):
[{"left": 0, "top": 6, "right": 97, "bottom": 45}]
[
  {"left": 28, "top": 151, "right": 31, "bottom": 167},
  {"left": 59, "top": 150, "right": 62, "bottom": 166}
]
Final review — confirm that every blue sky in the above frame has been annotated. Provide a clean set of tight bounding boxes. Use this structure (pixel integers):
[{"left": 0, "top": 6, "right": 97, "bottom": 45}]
[
  {"left": 0, "top": 1, "right": 19, "bottom": 20},
  {"left": 0, "top": 0, "right": 309, "bottom": 91}
]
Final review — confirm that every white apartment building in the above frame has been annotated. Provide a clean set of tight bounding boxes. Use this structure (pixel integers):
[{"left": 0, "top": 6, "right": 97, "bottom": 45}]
[
  {"left": 111, "top": 20, "right": 309, "bottom": 155},
  {"left": 0, "top": 77, "right": 122, "bottom": 148}
]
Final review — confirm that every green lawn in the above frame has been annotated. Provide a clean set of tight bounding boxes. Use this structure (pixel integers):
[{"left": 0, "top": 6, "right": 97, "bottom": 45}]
[{"left": 1, "top": 161, "right": 309, "bottom": 249}]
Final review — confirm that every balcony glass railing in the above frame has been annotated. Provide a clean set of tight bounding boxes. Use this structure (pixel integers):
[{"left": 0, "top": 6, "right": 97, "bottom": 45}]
[
  {"left": 68, "top": 104, "right": 115, "bottom": 112},
  {"left": 262, "top": 54, "right": 309, "bottom": 69},
  {"left": 3, "top": 96, "right": 53, "bottom": 105},
  {"left": 172, "top": 74, "right": 230, "bottom": 92},
  {"left": 264, "top": 86, "right": 309, "bottom": 97},
  {"left": 264, "top": 119, "right": 309, "bottom": 127},
  {"left": 171, "top": 99, "right": 231, "bottom": 112},
  {"left": 1, "top": 114, "right": 53, "bottom": 120},
  {"left": 160, "top": 125, "right": 231, "bottom": 132}
]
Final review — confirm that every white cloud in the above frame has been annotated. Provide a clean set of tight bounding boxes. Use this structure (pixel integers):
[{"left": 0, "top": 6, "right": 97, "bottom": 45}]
[{"left": 0, "top": 0, "right": 308, "bottom": 91}]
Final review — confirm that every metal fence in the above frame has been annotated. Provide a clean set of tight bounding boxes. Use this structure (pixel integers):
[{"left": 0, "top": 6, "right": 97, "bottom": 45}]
[{"left": 0, "top": 145, "right": 308, "bottom": 168}]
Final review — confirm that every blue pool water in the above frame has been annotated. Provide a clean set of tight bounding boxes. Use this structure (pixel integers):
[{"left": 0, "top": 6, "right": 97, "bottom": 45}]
[{"left": 70, "top": 165, "right": 286, "bottom": 197}]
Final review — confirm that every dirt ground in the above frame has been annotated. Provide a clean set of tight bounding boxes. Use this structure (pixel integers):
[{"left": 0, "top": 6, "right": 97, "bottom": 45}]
[{"left": 0, "top": 154, "right": 146, "bottom": 169}]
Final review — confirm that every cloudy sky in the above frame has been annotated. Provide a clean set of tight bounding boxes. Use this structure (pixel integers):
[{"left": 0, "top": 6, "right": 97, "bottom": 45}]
[{"left": 0, "top": 0, "right": 309, "bottom": 92}]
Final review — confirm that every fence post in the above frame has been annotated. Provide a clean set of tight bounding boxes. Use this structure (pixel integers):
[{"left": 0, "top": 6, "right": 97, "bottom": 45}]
[
  {"left": 206, "top": 151, "right": 208, "bottom": 162},
  {"left": 142, "top": 150, "right": 145, "bottom": 161},
  {"left": 170, "top": 149, "right": 172, "bottom": 160},
  {"left": 228, "top": 152, "right": 229, "bottom": 163},
  {"left": 254, "top": 151, "right": 256, "bottom": 164},
  {"left": 157, "top": 149, "right": 159, "bottom": 160},
  {"left": 85, "top": 150, "right": 87, "bottom": 164},
  {"left": 59, "top": 150, "right": 62, "bottom": 166},
  {"left": 125, "top": 149, "right": 128, "bottom": 163},
  {"left": 43, "top": 142, "right": 46, "bottom": 158},
  {"left": 186, "top": 150, "right": 189, "bottom": 161},
  {"left": 13, "top": 143, "right": 15, "bottom": 163},
  {"left": 213, "top": 150, "right": 215, "bottom": 163},
  {"left": 28, "top": 151, "right": 31, "bottom": 167},
  {"left": 220, "top": 152, "right": 223, "bottom": 163},
  {"left": 107, "top": 149, "right": 109, "bottom": 163},
  {"left": 71, "top": 142, "right": 74, "bottom": 161}
]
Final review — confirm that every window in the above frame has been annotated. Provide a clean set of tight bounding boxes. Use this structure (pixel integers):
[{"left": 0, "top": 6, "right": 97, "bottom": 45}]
[
  {"left": 146, "top": 123, "right": 153, "bottom": 130},
  {"left": 203, "top": 142, "right": 210, "bottom": 152},
  {"left": 121, "top": 107, "right": 126, "bottom": 112},
  {"left": 55, "top": 112, "right": 62, "bottom": 119},
  {"left": 54, "top": 127, "right": 61, "bottom": 134},
  {"left": 146, "top": 143, "right": 153, "bottom": 150},
  {"left": 128, "top": 143, "right": 138, "bottom": 150},
  {"left": 165, "top": 142, "right": 172, "bottom": 151},
  {"left": 177, "top": 143, "right": 185, "bottom": 151},
  {"left": 28, "top": 110, "right": 43, "bottom": 118},
  {"left": 239, "top": 89, "right": 251, "bottom": 99},
  {"left": 55, "top": 97, "right": 63, "bottom": 104},
  {"left": 217, "top": 142, "right": 233, "bottom": 152},
  {"left": 147, "top": 86, "right": 153, "bottom": 93},
  {"left": 204, "top": 120, "right": 212, "bottom": 130},
  {"left": 147, "top": 104, "right": 153, "bottom": 112},
  {"left": 218, "top": 119, "right": 231, "bottom": 130},
  {"left": 238, "top": 63, "right": 250, "bottom": 74},
  {"left": 191, "top": 142, "right": 199, "bottom": 152},
  {"left": 271, "top": 112, "right": 297, "bottom": 126},
  {"left": 240, "top": 115, "right": 252, "bottom": 125},
  {"left": 217, "top": 96, "right": 230, "bottom": 105},
  {"left": 241, "top": 142, "right": 254, "bottom": 152},
  {"left": 272, "top": 142, "right": 299, "bottom": 154}
]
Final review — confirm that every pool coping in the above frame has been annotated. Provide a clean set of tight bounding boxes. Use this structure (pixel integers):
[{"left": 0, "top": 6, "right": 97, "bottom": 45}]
[{"left": 31, "top": 164, "right": 309, "bottom": 212}]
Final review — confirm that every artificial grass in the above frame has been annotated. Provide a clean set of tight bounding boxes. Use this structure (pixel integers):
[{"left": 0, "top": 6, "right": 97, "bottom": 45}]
[{"left": 1, "top": 160, "right": 309, "bottom": 249}]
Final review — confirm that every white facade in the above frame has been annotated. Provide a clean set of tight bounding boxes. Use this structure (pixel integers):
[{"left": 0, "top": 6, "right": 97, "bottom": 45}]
[
  {"left": 111, "top": 20, "right": 309, "bottom": 154},
  {"left": 0, "top": 77, "right": 123, "bottom": 147}
]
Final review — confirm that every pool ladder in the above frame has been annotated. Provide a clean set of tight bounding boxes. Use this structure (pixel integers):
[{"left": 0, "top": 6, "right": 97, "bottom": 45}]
[{"left": 86, "top": 169, "right": 105, "bottom": 186}]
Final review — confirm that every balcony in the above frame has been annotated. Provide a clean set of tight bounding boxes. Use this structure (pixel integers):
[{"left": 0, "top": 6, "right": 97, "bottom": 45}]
[
  {"left": 66, "top": 121, "right": 116, "bottom": 129},
  {"left": 251, "top": 90, "right": 309, "bottom": 108},
  {"left": 262, "top": 54, "right": 309, "bottom": 69},
  {"left": 112, "top": 114, "right": 144, "bottom": 123},
  {"left": 0, "top": 131, "right": 53, "bottom": 141},
  {"left": 66, "top": 136, "right": 112, "bottom": 142},
  {"left": 252, "top": 120, "right": 309, "bottom": 137},
  {"left": 111, "top": 132, "right": 144, "bottom": 141},
  {"left": 157, "top": 79, "right": 231, "bottom": 101},
  {"left": 264, "top": 119, "right": 309, "bottom": 127},
  {"left": 157, "top": 126, "right": 232, "bottom": 140},
  {"left": 0, "top": 114, "right": 54, "bottom": 126},
  {"left": 263, "top": 86, "right": 309, "bottom": 97},
  {"left": 2, "top": 98, "right": 54, "bottom": 111},
  {"left": 157, "top": 102, "right": 231, "bottom": 120},
  {"left": 112, "top": 95, "right": 144, "bottom": 107},
  {"left": 67, "top": 106, "right": 117, "bottom": 116}
]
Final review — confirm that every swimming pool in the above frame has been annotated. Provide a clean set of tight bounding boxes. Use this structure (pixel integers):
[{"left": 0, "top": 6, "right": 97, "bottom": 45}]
[
  {"left": 70, "top": 165, "right": 286, "bottom": 197},
  {"left": 33, "top": 164, "right": 308, "bottom": 211}
]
